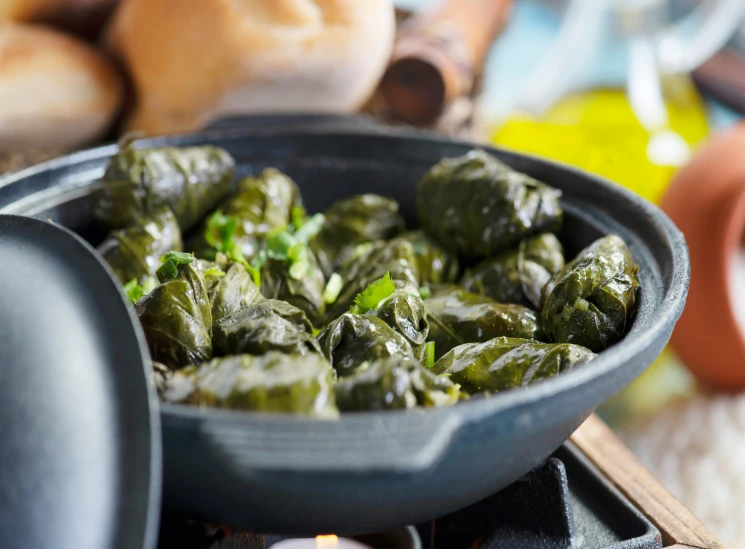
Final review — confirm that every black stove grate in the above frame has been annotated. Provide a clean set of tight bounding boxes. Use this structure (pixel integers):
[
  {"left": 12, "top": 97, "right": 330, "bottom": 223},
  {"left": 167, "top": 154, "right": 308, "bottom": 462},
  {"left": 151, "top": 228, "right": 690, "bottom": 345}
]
[{"left": 158, "top": 443, "right": 662, "bottom": 549}]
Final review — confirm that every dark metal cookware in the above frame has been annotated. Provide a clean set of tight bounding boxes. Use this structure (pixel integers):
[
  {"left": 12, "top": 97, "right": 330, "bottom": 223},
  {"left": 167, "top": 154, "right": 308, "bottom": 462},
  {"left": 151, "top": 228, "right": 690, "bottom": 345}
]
[
  {"left": 0, "top": 116, "right": 689, "bottom": 536},
  {"left": 0, "top": 216, "right": 160, "bottom": 549}
]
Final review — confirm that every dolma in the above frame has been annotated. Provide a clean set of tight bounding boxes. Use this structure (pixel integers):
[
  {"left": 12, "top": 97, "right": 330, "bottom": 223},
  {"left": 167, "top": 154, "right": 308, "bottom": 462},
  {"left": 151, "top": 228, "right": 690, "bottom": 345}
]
[
  {"left": 213, "top": 299, "right": 321, "bottom": 357},
  {"left": 460, "top": 233, "right": 564, "bottom": 309},
  {"left": 323, "top": 239, "right": 420, "bottom": 323},
  {"left": 162, "top": 352, "right": 338, "bottom": 418},
  {"left": 135, "top": 261, "right": 212, "bottom": 370},
  {"left": 94, "top": 143, "right": 235, "bottom": 231},
  {"left": 417, "top": 149, "right": 562, "bottom": 257},
  {"left": 191, "top": 168, "right": 300, "bottom": 260},
  {"left": 261, "top": 250, "right": 326, "bottom": 324},
  {"left": 335, "top": 357, "right": 460, "bottom": 411},
  {"left": 196, "top": 258, "right": 262, "bottom": 324},
  {"left": 97, "top": 205, "right": 182, "bottom": 285},
  {"left": 312, "top": 194, "right": 405, "bottom": 276},
  {"left": 425, "top": 285, "right": 544, "bottom": 359},
  {"left": 365, "top": 280, "right": 429, "bottom": 362},
  {"left": 430, "top": 337, "right": 595, "bottom": 394},
  {"left": 397, "top": 231, "right": 459, "bottom": 286},
  {"left": 317, "top": 314, "right": 414, "bottom": 377},
  {"left": 542, "top": 235, "right": 639, "bottom": 352}
]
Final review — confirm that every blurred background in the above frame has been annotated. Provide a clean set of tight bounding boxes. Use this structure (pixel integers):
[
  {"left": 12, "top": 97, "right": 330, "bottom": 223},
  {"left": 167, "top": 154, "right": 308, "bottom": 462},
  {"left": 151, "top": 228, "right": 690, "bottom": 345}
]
[{"left": 3, "top": 0, "right": 745, "bottom": 544}]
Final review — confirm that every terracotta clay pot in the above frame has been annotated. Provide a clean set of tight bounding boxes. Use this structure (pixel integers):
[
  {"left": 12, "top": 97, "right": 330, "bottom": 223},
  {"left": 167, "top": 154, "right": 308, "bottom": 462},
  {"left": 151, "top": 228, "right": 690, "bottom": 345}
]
[{"left": 662, "top": 122, "right": 745, "bottom": 391}]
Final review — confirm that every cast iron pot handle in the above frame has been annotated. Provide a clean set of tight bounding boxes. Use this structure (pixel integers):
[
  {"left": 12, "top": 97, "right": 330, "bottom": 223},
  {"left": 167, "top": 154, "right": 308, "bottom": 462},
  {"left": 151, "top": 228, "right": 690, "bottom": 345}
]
[{"left": 196, "top": 408, "right": 465, "bottom": 474}]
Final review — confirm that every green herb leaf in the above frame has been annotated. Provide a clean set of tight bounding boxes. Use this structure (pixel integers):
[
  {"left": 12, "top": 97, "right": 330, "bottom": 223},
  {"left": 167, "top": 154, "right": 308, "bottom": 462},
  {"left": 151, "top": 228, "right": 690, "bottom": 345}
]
[
  {"left": 229, "top": 248, "right": 261, "bottom": 287},
  {"left": 323, "top": 273, "right": 343, "bottom": 304},
  {"left": 293, "top": 213, "right": 325, "bottom": 244},
  {"left": 425, "top": 341, "right": 435, "bottom": 367},
  {"left": 350, "top": 272, "right": 395, "bottom": 314},
  {"left": 266, "top": 229, "right": 297, "bottom": 260},
  {"left": 291, "top": 204, "right": 308, "bottom": 229},
  {"left": 123, "top": 278, "right": 143, "bottom": 304},
  {"left": 419, "top": 286, "right": 431, "bottom": 299},
  {"left": 157, "top": 251, "right": 194, "bottom": 283},
  {"left": 205, "top": 210, "right": 237, "bottom": 253},
  {"left": 287, "top": 244, "right": 310, "bottom": 280}
]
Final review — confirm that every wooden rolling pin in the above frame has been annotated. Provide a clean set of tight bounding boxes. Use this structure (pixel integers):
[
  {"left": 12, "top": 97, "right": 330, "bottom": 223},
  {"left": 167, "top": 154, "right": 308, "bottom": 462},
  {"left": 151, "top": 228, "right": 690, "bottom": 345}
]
[{"left": 380, "top": 0, "right": 513, "bottom": 125}]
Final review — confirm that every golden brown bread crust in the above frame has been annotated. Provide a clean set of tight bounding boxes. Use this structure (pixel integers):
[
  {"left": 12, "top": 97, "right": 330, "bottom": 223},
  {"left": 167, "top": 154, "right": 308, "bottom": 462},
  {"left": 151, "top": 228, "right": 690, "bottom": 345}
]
[
  {"left": 106, "top": 0, "right": 395, "bottom": 135},
  {"left": 0, "top": 23, "right": 122, "bottom": 152}
]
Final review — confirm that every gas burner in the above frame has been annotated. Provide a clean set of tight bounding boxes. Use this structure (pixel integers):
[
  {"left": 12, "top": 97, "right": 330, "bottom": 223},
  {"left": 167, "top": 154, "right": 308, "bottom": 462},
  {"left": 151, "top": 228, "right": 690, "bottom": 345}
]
[{"left": 427, "top": 445, "right": 659, "bottom": 549}]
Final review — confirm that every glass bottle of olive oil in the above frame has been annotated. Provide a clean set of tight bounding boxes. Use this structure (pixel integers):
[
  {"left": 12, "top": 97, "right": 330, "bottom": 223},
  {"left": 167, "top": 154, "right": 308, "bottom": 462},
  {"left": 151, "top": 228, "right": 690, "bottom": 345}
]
[{"left": 492, "top": 77, "right": 709, "bottom": 205}]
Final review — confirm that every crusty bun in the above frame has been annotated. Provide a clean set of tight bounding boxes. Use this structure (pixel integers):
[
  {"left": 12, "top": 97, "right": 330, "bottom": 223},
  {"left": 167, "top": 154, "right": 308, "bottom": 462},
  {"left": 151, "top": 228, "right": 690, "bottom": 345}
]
[
  {"left": 0, "top": 23, "right": 122, "bottom": 152},
  {"left": 105, "top": 0, "right": 395, "bottom": 135}
]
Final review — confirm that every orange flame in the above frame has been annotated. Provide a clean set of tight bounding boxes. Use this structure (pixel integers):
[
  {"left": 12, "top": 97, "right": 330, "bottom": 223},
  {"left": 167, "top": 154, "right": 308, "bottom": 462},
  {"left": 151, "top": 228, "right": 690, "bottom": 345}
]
[{"left": 316, "top": 534, "right": 338, "bottom": 548}]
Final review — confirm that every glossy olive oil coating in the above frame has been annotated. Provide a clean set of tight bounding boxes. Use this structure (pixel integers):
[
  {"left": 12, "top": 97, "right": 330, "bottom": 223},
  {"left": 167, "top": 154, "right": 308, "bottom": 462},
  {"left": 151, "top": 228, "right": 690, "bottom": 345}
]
[
  {"left": 135, "top": 262, "right": 213, "bottom": 370},
  {"left": 366, "top": 280, "right": 429, "bottom": 362},
  {"left": 196, "top": 260, "right": 263, "bottom": 324},
  {"left": 461, "top": 233, "right": 564, "bottom": 309},
  {"left": 323, "top": 239, "right": 420, "bottom": 324},
  {"left": 261, "top": 250, "right": 326, "bottom": 324},
  {"left": 335, "top": 357, "right": 460, "bottom": 411},
  {"left": 542, "top": 235, "right": 639, "bottom": 352},
  {"left": 94, "top": 144, "right": 235, "bottom": 231},
  {"left": 213, "top": 299, "right": 321, "bottom": 357},
  {"left": 425, "top": 285, "right": 545, "bottom": 359},
  {"left": 191, "top": 168, "right": 299, "bottom": 261},
  {"left": 163, "top": 352, "right": 338, "bottom": 418},
  {"left": 430, "top": 337, "right": 596, "bottom": 394},
  {"left": 417, "top": 149, "right": 562, "bottom": 257},
  {"left": 397, "top": 231, "right": 460, "bottom": 285},
  {"left": 98, "top": 205, "right": 183, "bottom": 285},
  {"left": 318, "top": 314, "right": 415, "bottom": 377},
  {"left": 312, "top": 194, "right": 405, "bottom": 277}
]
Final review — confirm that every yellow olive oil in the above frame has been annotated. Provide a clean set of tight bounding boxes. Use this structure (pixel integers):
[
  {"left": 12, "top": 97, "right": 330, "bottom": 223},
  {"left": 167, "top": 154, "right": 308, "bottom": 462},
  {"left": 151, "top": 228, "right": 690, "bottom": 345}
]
[{"left": 491, "top": 82, "right": 709, "bottom": 204}]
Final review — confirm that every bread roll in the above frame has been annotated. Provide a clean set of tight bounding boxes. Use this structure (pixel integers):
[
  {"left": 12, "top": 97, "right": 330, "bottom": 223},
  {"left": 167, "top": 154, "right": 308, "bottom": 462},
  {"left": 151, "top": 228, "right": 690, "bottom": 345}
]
[
  {"left": 106, "top": 0, "right": 396, "bottom": 135},
  {"left": 0, "top": 24, "right": 122, "bottom": 152}
]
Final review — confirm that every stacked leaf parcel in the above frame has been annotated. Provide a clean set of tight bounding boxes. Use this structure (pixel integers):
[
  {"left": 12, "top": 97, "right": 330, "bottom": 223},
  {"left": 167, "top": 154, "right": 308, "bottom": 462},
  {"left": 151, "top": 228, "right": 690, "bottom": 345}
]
[{"left": 94, "top": 145, "right": 639, "bottom": 417}]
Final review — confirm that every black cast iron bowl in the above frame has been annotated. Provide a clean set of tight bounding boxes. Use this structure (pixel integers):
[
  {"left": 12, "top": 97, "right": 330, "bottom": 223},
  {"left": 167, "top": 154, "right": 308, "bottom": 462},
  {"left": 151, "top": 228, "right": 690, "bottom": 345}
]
[{"left": 0, "top": 118, "right": 689, "bottom": 535}]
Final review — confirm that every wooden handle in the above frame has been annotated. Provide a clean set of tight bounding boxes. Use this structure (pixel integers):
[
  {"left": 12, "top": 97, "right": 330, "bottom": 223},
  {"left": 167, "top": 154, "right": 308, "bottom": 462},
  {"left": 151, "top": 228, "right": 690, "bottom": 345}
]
[
  {"left": 571, "top": 415, "right": 723, "bottom": 549},
  {"left": 380, "top": 0, "right": 512, "bottom": 125}
]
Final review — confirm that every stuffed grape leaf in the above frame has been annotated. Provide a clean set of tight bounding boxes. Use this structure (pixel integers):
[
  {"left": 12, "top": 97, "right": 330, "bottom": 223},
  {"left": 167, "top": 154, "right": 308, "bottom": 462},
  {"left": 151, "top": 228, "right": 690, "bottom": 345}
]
[
  {"left": 191, "top": 168, "right": 299, "bottom": 261},
  {"left": 425, "top": 284, "right": 545, "bottom": 359},
  {"left": 417, "top": 149, "right": 562, "bottom": 257},
  {"left": 365, "top": 280, "right": 429, "bottom": 362},
  {"left": 322, "top": 239, "right": 420, "bottom": 324},
  {"left": 94, "top": 143, "right": 235, "bottom": 231},
  {"left": 335, "top": 357, "right": 460, "bottom": 411},
  {"left": 98, "top": 205, "right": 182, "bottom": 285},
  {"left": 430, "top": 337, "right": 596, "bottom": 394},
  {"left": 162, "top": 352, "right": 338, "bottom": 418},
  {"left": 311, "top": 194, "right": 405, "bottom": 277},
  {"left": 213, "top": 299, "right": 321, "bottom": 357},
  {"left": 196, "top": 258, "right": 263, "bottom": 324},
  {"left": 397, "top": 231, "right": 459, "bottom": 285},
  {"left": 317, "top": 313, "right": 414, "bottom": 377},
  {"left": 542, "top": 235, "right": 639, "bottom": 352},
  {"left": 461, "top": 233, "right": 564, "bottom": 309},
  {"left": 135, "top": 261, "right": 212, "bottom": 369}
]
